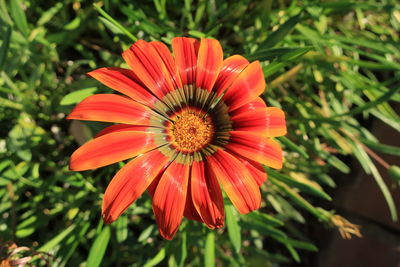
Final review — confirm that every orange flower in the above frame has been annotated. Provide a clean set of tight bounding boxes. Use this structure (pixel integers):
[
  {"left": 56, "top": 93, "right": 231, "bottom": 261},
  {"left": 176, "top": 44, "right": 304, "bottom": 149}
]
[{"left": 68, "top": 37, "right": 286, "bottom": 239}]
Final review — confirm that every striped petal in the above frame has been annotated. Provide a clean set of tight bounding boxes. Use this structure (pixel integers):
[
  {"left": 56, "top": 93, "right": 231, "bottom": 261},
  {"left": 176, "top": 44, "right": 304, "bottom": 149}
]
[
  {"left": 95, "top": 124, "right": 150, "bottom": 138},
  {"left": 122, "top": 40, "right": 175, "bottom": 98},
  {"left": 236, "top": 156, "right": 267, "bottom": 186},
  {"left": 231, "top": 107, "right": 287, "bottom": 137},
  {"left": 183, "top": 179, "right": 203, "bottom": 222},
  {"left": 222, "top": 61, "right": 266, "bottom": 111},
  {"left": 153, "top": 160, "right": 190, "bottom": 240},
  {"left": 69, "top": 131, "right": 161, "bottom": 171},
  {"left": 102, "top": 150, "right": 169, "bottom": 223},
  {"left": 207, "top": 149, "right": 261, "bottom": 214},
  {"left": 150, "top": 41, "right": 183, "bottom": 90},
  {"left": 191, "top": 160, "right": 224, "bottom": 229},
  {"left": 196, "top": 38, "right": 223, "bottom": 91},
  {"left": 230, "top": 97, "right": 266, "bottom": 115},
  {"left": 147, "top": 171, "right": 162, "bottom": 198},
  {"left": 172, "top": 37, "right": 199, "bottom": 86},
  {"left": 87, "top": 67, "right": 157, "bottom": 105},
  {"left": 67, "top": 94, "right": 151, "bottom": 125},
  {"left": 213, "top": 55, "right": 249, "bottom": 96},
  {"left": 226, "top": 131, "right": 283, "bottom": 169}
]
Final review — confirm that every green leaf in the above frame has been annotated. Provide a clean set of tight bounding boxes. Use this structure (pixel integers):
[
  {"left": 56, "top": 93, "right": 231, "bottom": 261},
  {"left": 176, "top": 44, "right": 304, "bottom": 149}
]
[
  {"left": 271, "top": 179, "right": 329, "bottom": 222},
  {"left": 59, "top": 222, "right": 91, "bottom": 267},
  {"left": 138, "top": 225, "right": 155, "bottom": 243},
  {"left": 335, "top": 86, "right": 400, "bottom": 117},
  {"left": 9, "top": 0, "right": 29, "bottom": 37},
  {"left": 280, "top": 46, "right": 312, "bottom": 61},
  {"left": 350, "top": 141, "right": 397, "bottom": 221},
  {"left": 60, "top": 87, "right": 97, "bottom": 106},
  {"left": 188, "top": 30, "right": 207, "bottom": 38},
  {"left": 225, "top": 204, "right": 241, "bottom": 254},
  {"left": 285, "top": 244, "right": 300, "bottom": 263},
  {"left": 86, "top": 225, "right": 111, "bottom": 267},
  {"left": 259, "top": 13, "right": 302, "bottom": 48},
  {"left": 263, "top": 61, "right": 286, "bottom": 77},
  {"left": 244, "top": 210, "right": 284, "bottom": 227},
  {"left": 204, "top": 231, "right": 215, "bottom": 267},
  {"left": 143, "top": 248, "right": 166, "bottom": 267},
  {"left": 0, "top": 96, "right": 22, "bottom": 110},
  {"left": 268, "top": 169, "right": 332, "bottom": 201},
  {"left": 0, "top": 25, "right": 11, "bottom": 71},
  {"left": 388, "top": 166, "right": 400, "bottom": 183},
  {"left": 115, "top": 215, "right": 128, "bottom": 243},
  {"left": 370, "top": 161, "right": 397, "bottom": 221},
  {"left": 281, "top": 238, "right": 318, "bottom": 251},
  {"left": 93, "top": 3, "right": 137, "bottom": 42},
  {"left": 99, "top": 16, "right": 123, "bottom": 34},
  {"left": 241, "top": 216, "right": 317, "bottom": 254},
  {"left": 321, "top": 152, "right": 350, "bottom": 174},
  {"left": 241, "top": 220, "right": 286, "bottom": 240},
  {"left": 38, "top": 224, "right": 76, "bottom": 252},
  {"left": 249, "top": 47, "right": 312, "bottom": 62},
  {"left": 16, "top": 227, "right": 35, "bottom": 238},
  {"left": 37, "top": 3, "right": 63, "bottom": 26},
  {"left": 179, "top": 231, "right": 187, "bottom": 267},
  {"left": 360, "top": 137, "right": 400, "bottom": 156},
  {"left": 279, "top": 136, "right": 309, "bottom": 159},
  {"left": 64, "top": 16, "right": 81, "bottom": 31}
]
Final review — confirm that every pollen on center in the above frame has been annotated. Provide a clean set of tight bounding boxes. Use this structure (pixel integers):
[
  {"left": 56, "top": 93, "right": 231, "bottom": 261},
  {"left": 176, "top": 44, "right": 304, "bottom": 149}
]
[{"left": 169, "top": 109, "right": 214, "bottom": 152}]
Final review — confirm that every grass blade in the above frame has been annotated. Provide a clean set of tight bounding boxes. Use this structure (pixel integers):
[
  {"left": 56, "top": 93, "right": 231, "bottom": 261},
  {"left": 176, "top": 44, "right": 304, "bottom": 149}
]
[
  {"left": 93, "top": 3, "right": 137, "bottom": 42},
  {"left": 258, "top": 13, "right": 302, "bottom": 49},
  {"left": 204, "top": 231, "right": 215, "bottom": 267},
  {"left": 0, "top": 25, "right": 11, "bottom": 71},
  {"left": 86, "top": 225, "right": 111, "bottom": 267},
  {"left": 38, "top": 224, "right": 76, "bottom": 252},
  {"left": 225, "top": 203, "right": 241, "bottom": 254},
  {"left": 143, "top": 248, "right": 166, "bottom": 267},
  {"left": 9, "top": 0, "right": 29, "bottom": 37}
]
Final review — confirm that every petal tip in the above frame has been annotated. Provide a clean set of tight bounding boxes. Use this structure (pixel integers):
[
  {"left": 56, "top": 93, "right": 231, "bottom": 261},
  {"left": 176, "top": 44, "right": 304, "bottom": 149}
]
[
  {"left": 159, "top": 228, "right": 178, "bottom": 240},
  {"left": 102, "top": 213, "right": 115, "bottom": 224},
  {"left": 205, "top": 219, "right": 225, "bottom": 229},
  {"left": 68, "top": 163, "right": 74, "bottom": 171},
  {"left": 69, "top": 157, "right": 79, "bottom": 171}
]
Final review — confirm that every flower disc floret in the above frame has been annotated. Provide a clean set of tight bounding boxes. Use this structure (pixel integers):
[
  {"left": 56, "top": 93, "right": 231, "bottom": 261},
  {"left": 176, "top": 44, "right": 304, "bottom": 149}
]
[{"left": 168, "top": 109, "right": 214, "bottom": 153}]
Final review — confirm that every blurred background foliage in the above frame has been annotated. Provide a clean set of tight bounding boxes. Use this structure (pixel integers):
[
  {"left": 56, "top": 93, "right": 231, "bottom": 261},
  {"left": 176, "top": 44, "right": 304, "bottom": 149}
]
[{"left": 1, "top": 0, "right": 400, "bottom": 266}]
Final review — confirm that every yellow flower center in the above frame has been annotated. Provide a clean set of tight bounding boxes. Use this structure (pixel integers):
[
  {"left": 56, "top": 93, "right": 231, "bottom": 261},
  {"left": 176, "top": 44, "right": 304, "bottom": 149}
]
[{"left": 169, "top": 109, "right": 214, "bottom": 152}]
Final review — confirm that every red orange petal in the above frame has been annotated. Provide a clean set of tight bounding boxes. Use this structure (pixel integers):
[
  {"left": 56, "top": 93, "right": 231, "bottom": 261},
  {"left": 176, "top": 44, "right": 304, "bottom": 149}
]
[
  {"left": 67, "top": 94, "right": 151, "bottom": 125},
  {"left": 183, "top": 178, "right": 203, "bottom": 222},
  {"left": 69, "top": 131, "right": 161, "bottom": 171},
  {"left": 150, "top": 41, "right": 183, "bottom": 90},
  {"left": 95, "top": 124, "right": 150, "bottom": 138},
  {"left": 102, "top": 150, "right": 169, "bottom": 223},
  {"left": 226, "top": 131, "right": 283, "bottom": 169},
  {"left": 236, "top": 156, "right": 267, "bottom": 186},
  {"left": 213, "top": 55, "right": 249, "bottom": 96},
  {"left": 223, "top": 61, "right": 266, "bottom": 111},
  {"left": 196, "top": 38, "right": 223, "bottom": 91},
  {"left": 191, "top": 160, "right": 224, "bottom": 229},
  {"left": 122, "top": 40, "right": 175, "bottom": 98},
  {"left": 230, "top": 97, "right": 266, "bottom": 115},
  {"left": 231, "top": 107, "right": 287, "bottom": 137},
  {"left": 172, "top": 37, "right": 199, "bottom": 86},
  {"left": 152, "top": 160, "right": 190, "bottom": 240},
  {"left": 147, "top": 172, "right": 162, "bottom": 198},
  {"left": 87, "top": 67, "right": 156, "bottom": 105},
  {"left": 206, "top": 149, "right": 261, "bottom": 214}
]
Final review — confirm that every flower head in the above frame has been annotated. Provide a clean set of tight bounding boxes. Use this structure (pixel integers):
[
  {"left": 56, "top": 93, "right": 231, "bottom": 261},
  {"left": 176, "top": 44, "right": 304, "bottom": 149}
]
[{"left": 68, "top": 37, "right": 286, "bottom": 239}]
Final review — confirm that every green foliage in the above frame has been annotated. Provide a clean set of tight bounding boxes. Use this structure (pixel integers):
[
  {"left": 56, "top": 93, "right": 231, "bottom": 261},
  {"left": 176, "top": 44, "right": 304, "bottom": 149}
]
[{"left": 1, "top": 0, "right": 399, "bottom": 265}]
